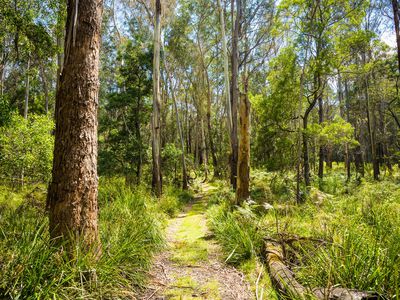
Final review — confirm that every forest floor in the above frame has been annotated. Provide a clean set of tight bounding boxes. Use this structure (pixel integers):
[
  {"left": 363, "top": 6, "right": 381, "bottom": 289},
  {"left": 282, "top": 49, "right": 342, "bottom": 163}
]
[{"left": 140, "top": 183, "right": 253, "bottom": 300}]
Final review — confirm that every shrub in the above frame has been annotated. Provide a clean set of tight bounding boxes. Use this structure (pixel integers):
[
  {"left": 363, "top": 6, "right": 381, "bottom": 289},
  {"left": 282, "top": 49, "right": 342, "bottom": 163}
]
[{"left": 0, "top": 114, "right": 54, "bottom": 185}]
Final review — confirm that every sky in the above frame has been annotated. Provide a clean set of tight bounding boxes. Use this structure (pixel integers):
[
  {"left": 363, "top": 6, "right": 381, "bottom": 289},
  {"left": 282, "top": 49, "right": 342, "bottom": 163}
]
[{"left": 381, "top": 31, "right": 397, "bottom": 48}]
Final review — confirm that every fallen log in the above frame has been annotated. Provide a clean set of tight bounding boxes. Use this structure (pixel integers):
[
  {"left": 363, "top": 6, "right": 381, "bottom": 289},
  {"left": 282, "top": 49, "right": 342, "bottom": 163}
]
[
  {"left": 264, "top": 242, "right": 308, "bottom": 299},
  {"left": 264, "top": 241, "right": 382, "bottom": 300}
]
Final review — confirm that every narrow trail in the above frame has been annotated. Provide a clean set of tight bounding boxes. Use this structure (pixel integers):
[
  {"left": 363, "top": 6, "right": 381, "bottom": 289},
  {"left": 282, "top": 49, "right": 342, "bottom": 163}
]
[{"left": 141, "top": 184, "right": 253, "bottom": 300}]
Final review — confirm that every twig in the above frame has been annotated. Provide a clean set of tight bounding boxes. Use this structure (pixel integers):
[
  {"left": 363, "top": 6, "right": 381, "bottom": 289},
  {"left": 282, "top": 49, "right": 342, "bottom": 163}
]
[
  {"left": 145, "top": 287, "right": 161, "bottom": 300},
  {"left": 255, "top": 265, "right": 263, "bottom": 300}
]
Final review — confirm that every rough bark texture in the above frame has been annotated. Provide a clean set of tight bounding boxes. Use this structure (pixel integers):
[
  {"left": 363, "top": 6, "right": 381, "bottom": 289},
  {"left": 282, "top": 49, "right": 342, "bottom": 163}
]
[
  {"left": 47, "top": 0, "right": 103, "bottom": 254},
  {"left": 152, "top": 0, "right": 162, "bottom": 197},
  {"left": 236, "top": 92, "right": 250, "bottom": 203}
]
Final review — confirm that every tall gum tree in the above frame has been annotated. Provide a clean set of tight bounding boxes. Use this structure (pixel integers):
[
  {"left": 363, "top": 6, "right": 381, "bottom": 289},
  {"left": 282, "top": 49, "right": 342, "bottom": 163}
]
[
  {"left": 152, "top": 0, "right": 162, "bottom": 197},
  {"left": 47, "top": 0, "right": 103, "bottom": 255}
]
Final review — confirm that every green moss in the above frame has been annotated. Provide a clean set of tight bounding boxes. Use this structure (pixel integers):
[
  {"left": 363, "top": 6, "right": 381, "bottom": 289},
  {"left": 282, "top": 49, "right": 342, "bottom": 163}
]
[
  {"left": 199, "top": 279, "right": 221, "bottom": 299},
  {"left": 164, "top": 276, "right": 199, "bottom": 299},
  {"left": 171, "top": 209, "right": 209, "bottom": 265}
]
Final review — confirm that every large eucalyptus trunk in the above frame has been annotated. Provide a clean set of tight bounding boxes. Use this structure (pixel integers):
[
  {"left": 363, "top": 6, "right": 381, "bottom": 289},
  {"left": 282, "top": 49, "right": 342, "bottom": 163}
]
[
  {"left": 47, "top": 0, "right": 103, "bottom": 255},
  {"left": 152, "top": 0, "right": 162, "bottom": 197}
]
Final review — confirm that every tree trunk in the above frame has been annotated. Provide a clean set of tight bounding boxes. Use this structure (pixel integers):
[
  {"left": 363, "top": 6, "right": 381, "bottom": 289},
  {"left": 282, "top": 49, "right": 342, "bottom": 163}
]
[
  {"left": 24, "top": 58, "right": 30, "bottom": 120},
  {"left": 200, "top": 118, "right": 208, "bottom": 180},
  {"left": 363, "top": 53, "right": 379, "bottom": 180},
  {"left": 303, "top": 119, "right": 311, "bottom": 187},
  {"left": 318, "top": 94, "right": 324, "bottom": 178},
  {"left": 135, "top": 94, "right": 142, "bottom": 185},
  {"left": 40, "top": 64, "right": 49, "bottom": 114},
  {"left": 236, "top": 92, "right": 251, "bottom": 203},
  {"left": 152, "top": 0, "right": 162, "bottom": 197},
  {"left": 343, "top": 77, "right": 351, "bottom": 181},
  {"left": 230, "top": 0, "right": 241, "bottom": 190},
  {"left": 196, "top": 32, "right": 219, "bottom": 178},
  {"left": 303, "top": 98, "right": 318, "bottom": 187},
  {"left": 56, "top": 31, "right": 65, "bottom": 98},
  {"left": 164, "top": 57, "right": 188, "bottom": 190},
  {"left": 0, "top": 49, "right": 5, "bottom": 96},
  {"left": 47, "top": 0, "right": 103, "bottom": 256},
  {"left": 217, "top": 0, "right": 232, "bottom": 136},
  {"left": 205, "top": 71, "right": 219, "bottom": 177},
  {"left": 392, "top": 0, "right": 400, "bottom": 73}
]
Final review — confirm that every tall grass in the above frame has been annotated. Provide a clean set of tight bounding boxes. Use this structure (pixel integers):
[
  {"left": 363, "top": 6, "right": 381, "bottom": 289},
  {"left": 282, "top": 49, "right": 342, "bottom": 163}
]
[
  {"left": 207, "top": 201, "right": 264, "bottom": 265},
  {"left": 0, "top": 178, "right": 165, "bottom": 299},
  {"left": 294, "top": 181, "right": 400, "bottom": 298},
  {"left": 206, "top": 173, "right": 400, "bottom": 299}
]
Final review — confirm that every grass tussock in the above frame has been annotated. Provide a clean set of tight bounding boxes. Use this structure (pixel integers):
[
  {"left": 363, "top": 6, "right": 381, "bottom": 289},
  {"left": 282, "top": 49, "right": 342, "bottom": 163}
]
[
  {"left": 206, "top": 170, "right": 400, "bottom": 299},
  {"left": 0, "top": 178, "right": 166, "bottom": 299}
]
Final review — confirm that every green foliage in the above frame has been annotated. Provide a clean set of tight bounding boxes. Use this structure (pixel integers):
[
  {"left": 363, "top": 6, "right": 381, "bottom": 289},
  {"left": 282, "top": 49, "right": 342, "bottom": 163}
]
[
  {"left": 162, "top": 143, "right": 183, "bottom": 182},
  {"left": 99, "top": 39, "right": 152, "bottom": 180},
  {"left": 158, "top": 185, "right": 194, "bottom": 217},
  {"left": 252, "top": 47, "right": 300, "bottom": 170},
  {"left": 0, "top": 96, "right": 13, "bottom": 127},
  {"left": 294, "top": 181, "right": 400, "bottom": 298},
  {"left": 0, "top": 179, "right": 165, "bottom": 299},
  {"left": 306, "top": 116, "right": 358, "bottom": 148},
  {"left": 0, "top": 114, "right": 54, "bottom": 184}
]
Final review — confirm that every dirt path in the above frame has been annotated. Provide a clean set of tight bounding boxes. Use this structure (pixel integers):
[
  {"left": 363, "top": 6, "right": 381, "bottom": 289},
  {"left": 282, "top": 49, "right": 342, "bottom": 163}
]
[{"left": 140, "top": 185, "right": 253, "bottom": 300}]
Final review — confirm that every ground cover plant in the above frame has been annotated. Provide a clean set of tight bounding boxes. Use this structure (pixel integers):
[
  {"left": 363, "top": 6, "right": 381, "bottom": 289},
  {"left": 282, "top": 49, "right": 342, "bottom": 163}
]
[
  {"left": 0, "top": 180, "right": 192, "bottom": 299},
  {"left": 207, "top": 168, "right": 400, "bottom": 299}
]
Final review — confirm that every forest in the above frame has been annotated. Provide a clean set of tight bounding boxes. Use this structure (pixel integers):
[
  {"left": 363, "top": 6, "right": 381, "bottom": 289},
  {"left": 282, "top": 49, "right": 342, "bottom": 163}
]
[{"left": 0, "top": 0, "right": 400, "bottom": 299}]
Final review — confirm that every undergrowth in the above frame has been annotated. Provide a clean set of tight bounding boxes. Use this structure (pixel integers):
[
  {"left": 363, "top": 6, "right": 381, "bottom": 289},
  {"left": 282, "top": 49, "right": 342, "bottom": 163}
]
[
  {"left": 206, "top": 169, "right": 400, "bottom": 299},
  {"left": 0, "top": 178, "right": 191, "bottom": 299}
]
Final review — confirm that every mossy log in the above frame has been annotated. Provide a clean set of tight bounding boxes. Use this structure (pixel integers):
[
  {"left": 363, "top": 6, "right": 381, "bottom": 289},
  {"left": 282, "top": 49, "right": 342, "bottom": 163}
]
[{"left": 264, "top": 242, "right": 381, "bottom": 300}]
